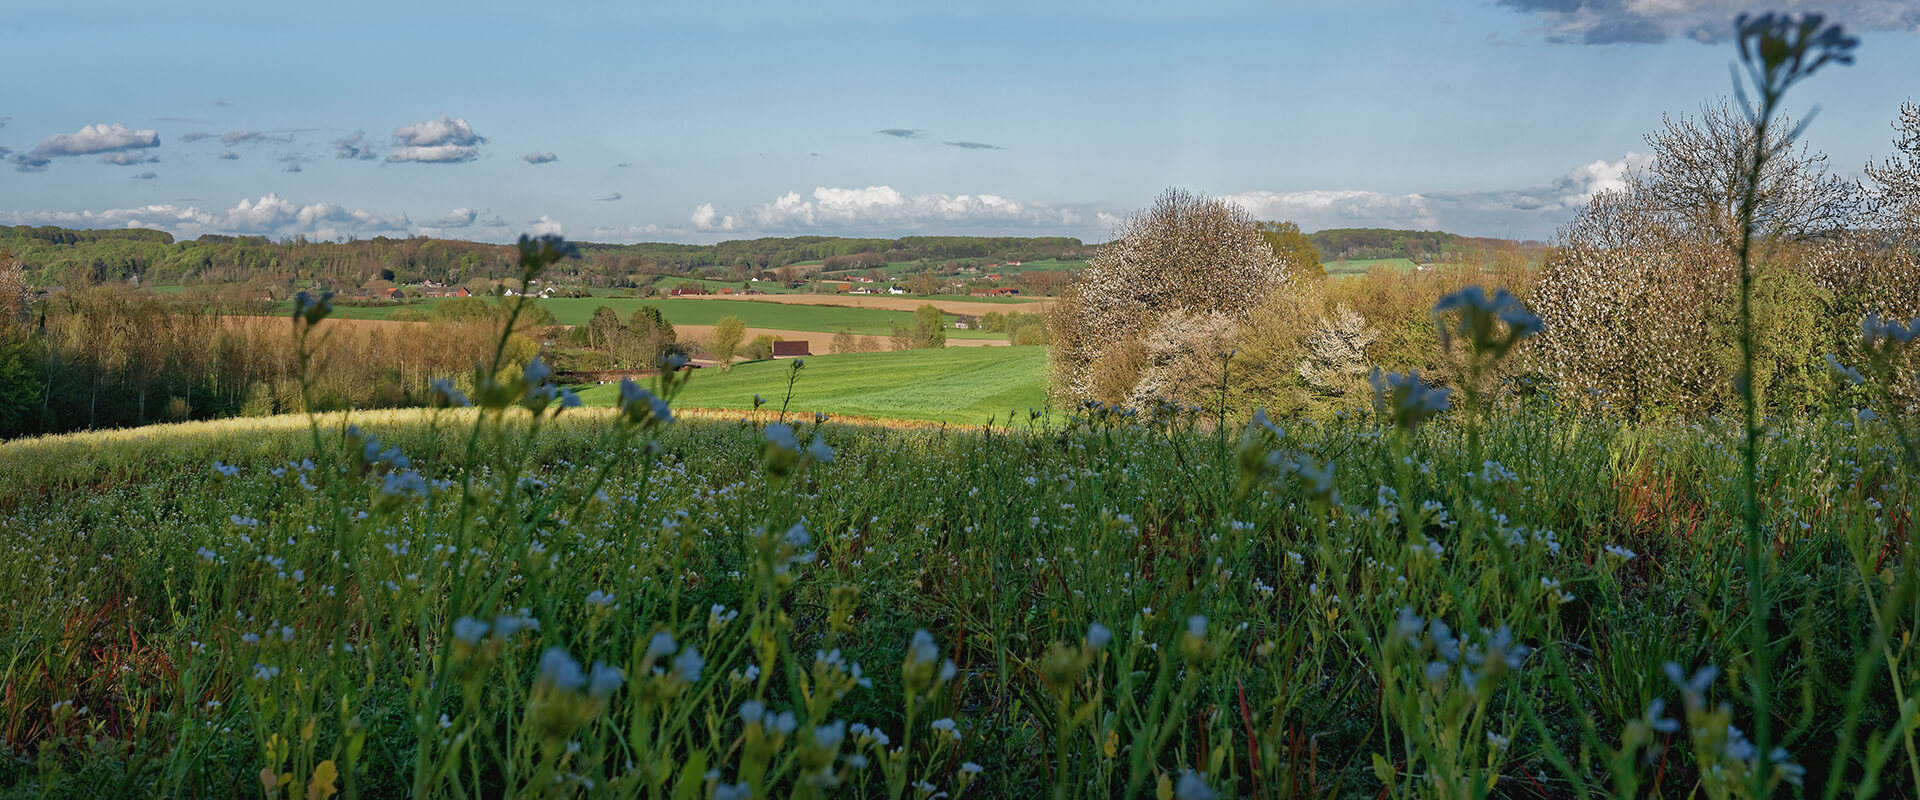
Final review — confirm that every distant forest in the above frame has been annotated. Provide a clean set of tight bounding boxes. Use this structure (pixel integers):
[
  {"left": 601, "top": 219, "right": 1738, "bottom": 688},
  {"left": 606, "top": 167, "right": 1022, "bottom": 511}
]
[
  {"left": 1306, "top": 228, "right": 1545, "bottom": 262},
  {"left": 0, "top": 226, "right": 1098, "bottom": 291}
]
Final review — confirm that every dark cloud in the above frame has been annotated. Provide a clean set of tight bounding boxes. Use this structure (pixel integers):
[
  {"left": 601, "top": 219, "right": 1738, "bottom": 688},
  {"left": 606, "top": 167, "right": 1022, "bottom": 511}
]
[
  {"left": 12, "top": 123, "right": 160, "bottom": 172},
  {"left": 223, "top": 129, "right": 294, "bottom": 147},
  {"left": 596, "top": 192, "right": 623, "bottom": 202},
  {"left": 132, "top": 171, "right": 157, "bottom": 180},
  {"left": 944, "top": 141, "right": 1004, "bottom": 150},
  {"left": 180, "top": 132, "right": 216, "bottom": 143},
  {"left": 277, "top": 152, "right": 309, "bottom": 173},
  {"left": 1497, "top": 0, "right": 1920, "bottom": 44},
  {"left": 522, "top": 151, "right": 558, "bottom": 164},
  {"left": 876, "top": 128, "right": 925, "bottom": 139},
  {"left": 333, "top": 131, "right": 377, "bottom": 160}
]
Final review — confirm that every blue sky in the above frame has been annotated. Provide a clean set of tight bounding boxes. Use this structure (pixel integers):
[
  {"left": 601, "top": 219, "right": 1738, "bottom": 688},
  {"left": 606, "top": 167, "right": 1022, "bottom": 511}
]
[{"left": 2, "top": 0, "right": 1916, "bottom": 244}]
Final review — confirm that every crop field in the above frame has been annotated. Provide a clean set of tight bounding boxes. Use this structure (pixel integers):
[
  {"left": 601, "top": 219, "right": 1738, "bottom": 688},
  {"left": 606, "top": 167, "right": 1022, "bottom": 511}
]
[
  {"left": 575, "top": 346, "right": 1048, "bottom": 425},
  {"left": 2, "top": 373, "right": 1916, "bottom": 798}
]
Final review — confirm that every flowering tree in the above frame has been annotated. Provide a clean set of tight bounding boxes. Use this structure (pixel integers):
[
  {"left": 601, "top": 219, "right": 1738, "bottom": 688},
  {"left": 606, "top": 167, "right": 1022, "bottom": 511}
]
[
  {"left": 1866, "top": 100, "right": 1920, "bottom": 238},
  {"left": 1047, "top": 188, "right": 1309, "bottom": 407}
]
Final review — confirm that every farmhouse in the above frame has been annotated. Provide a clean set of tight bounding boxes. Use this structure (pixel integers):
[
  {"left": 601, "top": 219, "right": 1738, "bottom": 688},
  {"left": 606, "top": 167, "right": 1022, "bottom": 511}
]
[{"left": 970, "top": 287, "right": 1021, "bottom": 297}]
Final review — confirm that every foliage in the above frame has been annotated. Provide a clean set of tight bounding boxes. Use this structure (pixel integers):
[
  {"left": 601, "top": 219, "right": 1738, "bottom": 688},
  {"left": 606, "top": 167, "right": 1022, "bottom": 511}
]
[
  {"left": 1256, "top": 220, "right": 1326, "bottom": 275},
  {"left": 910, "top": 305, "right": 946, "bottom": 350},
  {"left": 708, "top": 316, "right": 747, "bottom": 369},
  {"left": 1049, "top": 188, "right": 1302, "bottom": 408}
]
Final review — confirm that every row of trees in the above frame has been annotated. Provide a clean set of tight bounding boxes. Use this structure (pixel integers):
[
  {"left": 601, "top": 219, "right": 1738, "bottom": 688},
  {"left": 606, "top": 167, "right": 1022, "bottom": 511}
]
[
  {"left": 1046, "top": 99, "right": 1920, "bottom": 421},
  {"left": 0, "top": 273, "right": 531, "bottom": 437}
]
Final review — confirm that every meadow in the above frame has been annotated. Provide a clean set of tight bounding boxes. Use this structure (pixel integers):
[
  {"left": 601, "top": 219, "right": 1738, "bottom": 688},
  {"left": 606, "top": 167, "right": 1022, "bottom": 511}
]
[
  {"left": 1321, "top": 258, "right": 1419, "bottom": 277},
  {"left": 1, "top": 361, "right": 1915, "bottom": 798},
  {"left": 282, "top": 297, "right": 1002, "bottom": 339},
  {"left": 573, "top": 346, "right": 1048, "bottom": 426}
]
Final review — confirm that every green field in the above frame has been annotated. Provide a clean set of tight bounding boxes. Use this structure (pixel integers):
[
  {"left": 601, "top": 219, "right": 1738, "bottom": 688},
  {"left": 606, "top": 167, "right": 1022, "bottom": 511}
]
[
  {"left": 283, "top": 296, "right": 1002, "bottom": 338},
  {"left": 644, "top": 276, "right": 804, "bottom": 294},
  {"left": 577, "top": 345, "right": 1048, "bottom": 425},
  {"left": 1322, "top": 257, "right": 1419, "bottom": 276}
]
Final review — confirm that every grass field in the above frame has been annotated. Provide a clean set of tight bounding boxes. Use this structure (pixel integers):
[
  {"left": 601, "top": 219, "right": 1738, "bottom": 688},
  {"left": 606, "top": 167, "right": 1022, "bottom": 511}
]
[
  {"left": 1322, "top": 257, "right": 1419, "bottom": 276},
  {"left": 576, "top": 346, "right": 1048, "bottom": 425},
  {"left": 279, "top": 296, "right": 1002, "bottom": 338}
]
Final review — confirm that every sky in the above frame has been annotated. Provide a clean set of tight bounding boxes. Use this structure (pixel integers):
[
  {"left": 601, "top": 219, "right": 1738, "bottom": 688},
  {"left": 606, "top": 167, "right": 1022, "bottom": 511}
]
[{"left": 1, "top": 0, "right": 1916, "bottom": 245}]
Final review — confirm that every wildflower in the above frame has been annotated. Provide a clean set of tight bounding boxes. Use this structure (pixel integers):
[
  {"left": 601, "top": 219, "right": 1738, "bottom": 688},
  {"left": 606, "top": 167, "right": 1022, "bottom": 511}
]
[
  {"left": 1602, "top": 544, "right": 1637, "bottom": 560},
  {"left": 1824, "top": 354, "right": 1865, "bottom": 385},
  {"left": 672, "top": 646, "right": 704, "bottom": 683},
  {"left": 1642, "top": 698, "right": 1681, "bottom": 734},
  {"left": 806, "top": 434, "right": 834, "bottom": 463},
  {"left": 523, "top": 357, "right": 551, "bottom": 385},
  {"left": 429, "top": 378, "right": 472, "bottom": 408},
  {"left": 646, "top": 632, "right": 678, "bottom": 659},
  {"left": 615, "top": 379, "right": 672, "bottom": 428},
  {"left": 292, "top": 290, "right": 334, "bottom": 325},
  {"left": 584, "top": 590, "right": 616, "bottom": 608},
  {"left": 714, "top": 783, "right": 752, "bottom": 800},
  {"left": 213, "top": 461, "right": 240, "bottom": 477},
  {"left": 1433, "top": 286, "right": 1541, "bottom": 360},
  {"left": 588, "top": 662, "right": 624, "bottom": 697},
  {"left": 538, "top": 648, "right": 588, "bottom": 692},
  {"left": 1174, "top": 769, "right": 1217, "bottom": 800},
  {"left": 813, "top": 719, "right": 847, "bottom": 750},
  {"left": 251, "top": 663, "right": 281, "bottom": 681},
  {"left": 196, "top": 547, "right": 220, "bottom": 563},
  {"left": 452, "top": 616, "right": 489, "bottom": 646},
  {"left": 1086, "top": 622, "right": 1112, "bottom": 651},
  {"left": 1371, "top": 368, "right": 1451, "bottom": 429},
  {"left": 931, "top": 717, "right": 960, "bottom": 741},
  {"left": 381, "top": 469, "right": 429, "bottom": 498}
]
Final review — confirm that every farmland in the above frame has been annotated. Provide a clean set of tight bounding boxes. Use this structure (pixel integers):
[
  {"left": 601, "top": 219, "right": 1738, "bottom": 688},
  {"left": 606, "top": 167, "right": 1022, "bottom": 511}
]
[
  {"left": 575, "top": 346, "right": 1048, "bottom": 425},
  {"left": 280, "top": 296, "right": 1006, "bottom": 338}
]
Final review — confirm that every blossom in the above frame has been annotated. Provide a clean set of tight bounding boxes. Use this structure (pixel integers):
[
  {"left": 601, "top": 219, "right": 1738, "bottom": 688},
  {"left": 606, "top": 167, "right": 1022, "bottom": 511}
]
[{"left": 538, "top": 648, "right": 587, "bottom": 691}]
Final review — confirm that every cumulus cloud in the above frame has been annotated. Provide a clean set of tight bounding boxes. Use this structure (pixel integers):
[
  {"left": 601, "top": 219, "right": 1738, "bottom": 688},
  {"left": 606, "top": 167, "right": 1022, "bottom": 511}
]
[
  {"left": 1217, "top": 152, "right": 1660, "bottom": 239},
  {"left": 387, "top": 115, "right": 485, "bottom": 163},
  {"left": 277, "top": 153, "right": 310, "bottom": 173},
  {"left": 333, "top": 131, "right": 377, "bottom": 160},
  {"left": 696, "top": 185, "right": 1093, "bottom": 234},
  {"left": 426, "top": 208, "right": 478, "bottom": 228},
  {"left": 522, "top": 151, "right": 558, "bottom": 164},
  {"left": 691, "top": 203, "right": 736, "bottom": 232},
  {"left": 876, "top": 128, "right": 925, "bottom": 139},
  {"left": 1497, "top": 0, "right": 1920, "bottom": 44},
  {"left": 12, "top": 123, "right": 160, "bottom": 171},
  {"left": 0, "top": 193, "right": 412, "bottom": 241},
  {"left": 944, "top": 141, "right": 1004, "bottom": 150},
  {"left": 527, "top": 215, "right": 563, "bottom": 237}
]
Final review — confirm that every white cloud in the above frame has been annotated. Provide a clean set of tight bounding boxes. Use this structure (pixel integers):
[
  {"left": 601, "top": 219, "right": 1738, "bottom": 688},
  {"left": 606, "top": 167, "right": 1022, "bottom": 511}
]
[
  {"left": 1498, "top": 0, "right": 1919, "bottom": 44},
  {"left": 13, "top": 123, "right": 160, "bottom": 171},
  {"left": 527, "top": 215, "right": 564, "bottom": 237},
  {"left": 1546, "top": 151, "right": 1653, "bottom": 208},
  {"left": 427, "top": 208, "right": 477, "bottom": 228},
  {"left": 691, "top": 202, "right": 736, "bottom": 231},
  {"left": 0, "top": 193, "right": 410, "bottom": 240},
  {"left": 701, "top": 185, "right": 1090, "bottom": 234},
  {"left": 101, "top": 152, "right": 161, "bottom": 166},
  {"left": 522, "top": 151, "right": 558, "bottom": 164},
  {"left": 1220, "top": 190, "right": 1441, "bottom": 230},
  {"left": 387, "top": 115, "right": 485, "bottom": 163}
]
